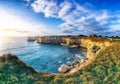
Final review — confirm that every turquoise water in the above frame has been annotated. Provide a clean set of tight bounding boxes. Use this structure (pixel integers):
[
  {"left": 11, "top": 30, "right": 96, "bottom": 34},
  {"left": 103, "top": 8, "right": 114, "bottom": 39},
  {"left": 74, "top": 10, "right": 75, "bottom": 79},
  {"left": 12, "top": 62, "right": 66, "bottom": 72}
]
[{"left": 0, "top": 37, "right": 86, "bottom": 73}]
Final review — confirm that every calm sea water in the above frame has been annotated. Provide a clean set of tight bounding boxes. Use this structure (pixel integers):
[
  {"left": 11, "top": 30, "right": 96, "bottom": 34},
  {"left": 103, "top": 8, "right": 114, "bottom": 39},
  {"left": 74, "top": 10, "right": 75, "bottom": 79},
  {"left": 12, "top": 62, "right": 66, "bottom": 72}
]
[{"left": 0, "top": 37, "right": 86, "bottom": 73}]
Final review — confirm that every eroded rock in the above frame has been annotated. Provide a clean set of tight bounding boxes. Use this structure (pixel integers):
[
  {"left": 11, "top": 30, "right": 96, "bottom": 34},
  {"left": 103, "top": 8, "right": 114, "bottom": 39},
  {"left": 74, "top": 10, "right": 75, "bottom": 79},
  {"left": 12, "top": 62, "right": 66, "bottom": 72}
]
[{"left": 58, "top": 64, "right": 71, "bottom": 73}]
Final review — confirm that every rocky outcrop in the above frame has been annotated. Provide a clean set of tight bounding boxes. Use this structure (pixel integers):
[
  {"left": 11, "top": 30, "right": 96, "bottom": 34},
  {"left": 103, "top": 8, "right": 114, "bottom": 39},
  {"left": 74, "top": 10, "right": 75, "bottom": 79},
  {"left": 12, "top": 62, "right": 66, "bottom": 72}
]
[
  {"left": 58, "top": 64, "right": 71, "bottom": 73},
  {"left": 27, "top": 36, "right": 36, "bottom": 41},
  {"left": 78, "top": 37, "right": 111, "bottom": 59},
  {"left": 58, "top": 37, "right": 112, "bottom": 73},
  {"left": 0, "top": 54, "right": 38, "bottom": 74},
  {"left": 31, "top": 36, "right": 112, "bottom": 73}
]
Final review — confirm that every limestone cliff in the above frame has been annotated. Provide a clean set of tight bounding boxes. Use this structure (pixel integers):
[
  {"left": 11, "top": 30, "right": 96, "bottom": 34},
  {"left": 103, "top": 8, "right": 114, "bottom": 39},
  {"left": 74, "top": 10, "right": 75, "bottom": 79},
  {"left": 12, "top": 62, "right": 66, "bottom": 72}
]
[
  {"left": 66, "top": 37, "right": 112, "bottom": 74},
  {"left": 37, "top": 36, "right": 112, "bottom": 59},
  {"left": 79, "top": 37, "right": 111, "bottom": 59},
  {"left": 63, "top": 37, "right": 111, "bottom": 59}
]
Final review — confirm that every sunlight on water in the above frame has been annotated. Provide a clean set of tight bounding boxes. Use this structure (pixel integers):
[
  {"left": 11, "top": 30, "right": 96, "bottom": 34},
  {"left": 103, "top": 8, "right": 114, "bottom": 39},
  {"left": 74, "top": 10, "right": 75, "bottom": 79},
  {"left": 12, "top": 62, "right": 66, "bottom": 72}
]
[{"left": 0, "top": 37, "right": 14, "bottom": 51}]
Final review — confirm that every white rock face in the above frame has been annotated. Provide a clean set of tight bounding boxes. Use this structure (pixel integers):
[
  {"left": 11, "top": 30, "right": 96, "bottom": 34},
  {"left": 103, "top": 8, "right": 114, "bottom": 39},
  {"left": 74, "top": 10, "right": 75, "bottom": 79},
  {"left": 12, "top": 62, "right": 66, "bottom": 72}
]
[{"left": 58, "top": 64, "right": 70, "bottom": 73}]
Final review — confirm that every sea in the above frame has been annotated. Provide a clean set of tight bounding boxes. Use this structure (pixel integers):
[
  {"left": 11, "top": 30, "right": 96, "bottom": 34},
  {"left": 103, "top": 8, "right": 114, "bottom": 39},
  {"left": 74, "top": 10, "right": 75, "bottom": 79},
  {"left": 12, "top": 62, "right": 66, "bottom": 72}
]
[{"left": 0, "top": 37, "right": 86, "bottom": 73}]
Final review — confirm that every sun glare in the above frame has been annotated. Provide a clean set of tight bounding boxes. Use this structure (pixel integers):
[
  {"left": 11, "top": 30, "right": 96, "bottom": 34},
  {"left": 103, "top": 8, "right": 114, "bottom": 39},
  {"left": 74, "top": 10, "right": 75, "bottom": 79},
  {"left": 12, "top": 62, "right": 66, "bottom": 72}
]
[
  {"left": 0, "top": 29, "right": 28, "bottom": 37},
  {"left": 0, "top": 30, "right": 14, "bottom": 37},
  {"left": 0, "top": 8, "right": 33, "bottom": 37}
]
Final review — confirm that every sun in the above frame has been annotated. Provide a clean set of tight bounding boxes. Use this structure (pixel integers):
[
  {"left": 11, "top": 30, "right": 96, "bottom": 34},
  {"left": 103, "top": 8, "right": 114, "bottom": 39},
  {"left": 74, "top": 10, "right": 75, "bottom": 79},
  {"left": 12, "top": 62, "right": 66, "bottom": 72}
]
[
  {"left": 0, "top": 28, "right": 12, "bottom": 37},
  {"left": 0, "top": 30, "right": 5, "bottom": 37},
  {"left": 0, "top": 29, "right": 22, "bottom": 37},
  {"left": 0, "top": 30, "right": 12, "bottom": 37},
  {"left": 0, "top": 8, "right": 31, "bottom": 37},
  {"left": 0, "top": 28, "right": 10, "bottom": 37}
]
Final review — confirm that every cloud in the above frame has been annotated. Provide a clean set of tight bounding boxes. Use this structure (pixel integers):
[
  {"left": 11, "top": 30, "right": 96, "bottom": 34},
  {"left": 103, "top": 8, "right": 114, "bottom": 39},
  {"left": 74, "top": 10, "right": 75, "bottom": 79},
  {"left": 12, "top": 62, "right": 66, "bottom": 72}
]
[
  {"left": 30, "top": 0, "right": 120, "bottom": 36},
  {"left": 58, "top": 1, "right": 73, "bottom": 18},
  {"left": 31, "top": 0, "right": 59, "bottom": 17}
]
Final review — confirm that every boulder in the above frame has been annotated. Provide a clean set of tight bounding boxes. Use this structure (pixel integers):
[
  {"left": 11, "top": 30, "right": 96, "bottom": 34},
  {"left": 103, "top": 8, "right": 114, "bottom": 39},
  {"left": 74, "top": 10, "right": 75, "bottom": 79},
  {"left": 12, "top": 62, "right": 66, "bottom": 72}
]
[
  {"left": 80, "top": 59, "right": 85, "bottom": 64},
  {"left": 58, "top": 64, "right": 70, "bottom": 73}
]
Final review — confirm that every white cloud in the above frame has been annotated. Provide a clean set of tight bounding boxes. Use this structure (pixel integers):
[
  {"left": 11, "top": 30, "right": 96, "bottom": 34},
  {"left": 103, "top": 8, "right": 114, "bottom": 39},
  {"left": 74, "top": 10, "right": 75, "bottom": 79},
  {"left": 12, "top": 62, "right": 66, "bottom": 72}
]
[
  {"left": 30, "top": 0, "right": 120, "bottom": 36},
  {"left": 108, "top": 24, "right": 120, "bottom": 32},
  {"left": 96, "top": 11, "right": 108, "bottom": 21},
  {"left": 58, "top": 1, "right": 72, "bottom": 18},
  {"left": 31, "top": 0, "right": 59, "bottom": 18}
]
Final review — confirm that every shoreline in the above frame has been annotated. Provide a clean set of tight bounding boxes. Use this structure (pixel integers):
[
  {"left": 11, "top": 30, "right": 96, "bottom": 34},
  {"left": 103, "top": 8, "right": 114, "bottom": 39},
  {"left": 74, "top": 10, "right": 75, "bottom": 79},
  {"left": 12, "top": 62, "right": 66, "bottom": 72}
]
[
  {"left": 27, "top": 36, "right": 111, "bottom": 74},
  {"left": 27, "top": 37, "right": 88, "bottom": 73},
  {"left": 1, "top": 36, "right": 112, "bottom": 74},
  {"left": 0, "top": 42, "right": 119, "bottom": 83}
]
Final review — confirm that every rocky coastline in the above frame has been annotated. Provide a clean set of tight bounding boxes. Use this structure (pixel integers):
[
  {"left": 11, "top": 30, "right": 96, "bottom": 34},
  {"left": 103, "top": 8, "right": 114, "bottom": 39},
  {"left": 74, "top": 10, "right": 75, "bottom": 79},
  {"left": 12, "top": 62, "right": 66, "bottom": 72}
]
[
  {"left": 0, "top": 42, "right": 119, "bottom": 83},
  {"left": 27, "top": 36, "right": 111, "bottom": 73},
  {"left": 27, "top": 36, "right": 37, "bottom": 41}
]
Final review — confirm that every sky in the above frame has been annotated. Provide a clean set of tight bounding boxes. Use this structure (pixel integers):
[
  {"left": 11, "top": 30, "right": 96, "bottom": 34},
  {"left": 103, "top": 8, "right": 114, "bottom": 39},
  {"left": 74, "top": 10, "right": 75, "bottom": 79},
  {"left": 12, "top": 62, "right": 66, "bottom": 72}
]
[{"left": 0, "top": 0, "right": 120, "bottom": 37}]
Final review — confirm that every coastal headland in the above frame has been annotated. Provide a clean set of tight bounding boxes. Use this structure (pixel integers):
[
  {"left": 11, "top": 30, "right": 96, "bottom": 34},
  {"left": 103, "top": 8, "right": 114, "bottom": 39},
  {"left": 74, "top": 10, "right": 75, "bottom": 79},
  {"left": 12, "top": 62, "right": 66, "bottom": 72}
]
[
  {"left": 0, "top": 36, "right": 120, "bottom": 83},
  {"left": 28, "top": 36, "right": 112, "bottom": 73}
]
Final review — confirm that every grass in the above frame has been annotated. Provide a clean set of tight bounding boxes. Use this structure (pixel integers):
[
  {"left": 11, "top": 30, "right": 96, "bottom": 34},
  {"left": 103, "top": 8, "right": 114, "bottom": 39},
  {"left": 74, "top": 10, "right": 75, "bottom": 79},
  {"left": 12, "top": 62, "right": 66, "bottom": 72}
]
[
  {"left": 112, "top": 38, "right": 120, "bottom": 42},
  {"left": 105, "top": 37, "right": 120, "bottom": 42},
  {"left": 0, "top": 42, "right": 120, "bottom": 84}
]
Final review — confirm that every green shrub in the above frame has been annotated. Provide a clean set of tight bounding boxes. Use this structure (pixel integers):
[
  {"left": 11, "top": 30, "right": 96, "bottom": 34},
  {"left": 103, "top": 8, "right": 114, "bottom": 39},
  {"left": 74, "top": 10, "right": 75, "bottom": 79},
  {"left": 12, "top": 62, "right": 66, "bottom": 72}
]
[
  {"left": 91, "top": 46, "right": 100, "bottom": 53},
  {"left": 64, "top": 78, "right": 74, "bottom": 84}
]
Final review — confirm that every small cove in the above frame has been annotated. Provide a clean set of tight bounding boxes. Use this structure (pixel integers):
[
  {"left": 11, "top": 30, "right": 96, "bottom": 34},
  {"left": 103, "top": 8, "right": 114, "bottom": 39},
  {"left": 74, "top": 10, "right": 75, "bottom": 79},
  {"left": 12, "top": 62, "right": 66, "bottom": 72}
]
[{"left": 0, "top": 37, "right": 86, "bottom": 73}]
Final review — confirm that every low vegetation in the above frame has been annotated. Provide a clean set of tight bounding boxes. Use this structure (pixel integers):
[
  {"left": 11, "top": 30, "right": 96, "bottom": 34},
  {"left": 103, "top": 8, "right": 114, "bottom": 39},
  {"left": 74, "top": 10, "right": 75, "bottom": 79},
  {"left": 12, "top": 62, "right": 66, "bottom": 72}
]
[
  {"left": 0, "top": 42, "right": 120, "bottom": 84},
  {"left": 112, "top": 38, "right": 120, "bottom": 42},
  {"left": 91, "top": 46, "right": 101, "bottom": 53}
]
